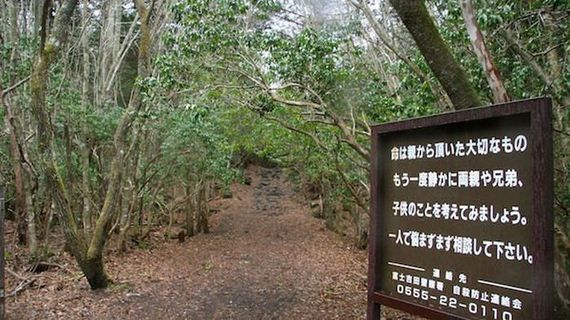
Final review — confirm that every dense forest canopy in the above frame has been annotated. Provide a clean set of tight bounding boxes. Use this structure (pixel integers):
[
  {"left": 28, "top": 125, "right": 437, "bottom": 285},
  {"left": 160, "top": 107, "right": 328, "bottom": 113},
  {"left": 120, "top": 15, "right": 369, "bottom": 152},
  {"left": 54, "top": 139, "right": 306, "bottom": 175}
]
[{"left": 0, "top": 0, "right": 568, "bottom": 317}]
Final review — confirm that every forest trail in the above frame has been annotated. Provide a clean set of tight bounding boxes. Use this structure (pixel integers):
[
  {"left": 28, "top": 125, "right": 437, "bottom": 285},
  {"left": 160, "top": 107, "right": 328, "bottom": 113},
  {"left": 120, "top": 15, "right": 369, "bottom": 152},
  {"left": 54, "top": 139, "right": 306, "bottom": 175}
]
[
  {"left": 9, "top": 166, "right": 378, "bottom": 319},
  {"left": 146, "top": 165, "right": 369, "bottom": 319}
]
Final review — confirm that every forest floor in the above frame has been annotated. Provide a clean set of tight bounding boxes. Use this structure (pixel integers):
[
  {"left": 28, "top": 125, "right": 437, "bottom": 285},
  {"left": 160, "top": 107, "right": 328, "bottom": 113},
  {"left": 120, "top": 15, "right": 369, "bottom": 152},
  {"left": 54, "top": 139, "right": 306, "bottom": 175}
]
[{"left": 5, "top": 166, "right": 421, "bottom": 319}]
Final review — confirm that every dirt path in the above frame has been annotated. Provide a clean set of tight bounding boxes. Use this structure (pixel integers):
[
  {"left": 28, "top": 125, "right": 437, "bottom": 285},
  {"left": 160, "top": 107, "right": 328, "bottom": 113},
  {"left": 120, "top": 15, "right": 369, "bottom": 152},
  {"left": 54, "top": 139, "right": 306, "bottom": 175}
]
[{"left": 7, "top": 166, "right": 416, "bottom": 319}]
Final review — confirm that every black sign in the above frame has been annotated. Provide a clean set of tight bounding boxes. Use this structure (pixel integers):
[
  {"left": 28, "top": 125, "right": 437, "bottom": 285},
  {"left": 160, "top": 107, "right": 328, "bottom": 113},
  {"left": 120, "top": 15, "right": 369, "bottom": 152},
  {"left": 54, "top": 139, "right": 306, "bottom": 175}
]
[{"left": 368, "top": 98, "right": 553, "bottom": 320}]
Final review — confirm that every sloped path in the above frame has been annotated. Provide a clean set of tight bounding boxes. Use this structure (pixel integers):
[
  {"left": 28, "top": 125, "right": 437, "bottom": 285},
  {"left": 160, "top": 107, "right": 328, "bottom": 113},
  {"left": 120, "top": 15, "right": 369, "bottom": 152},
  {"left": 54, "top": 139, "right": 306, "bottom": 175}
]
[
  {"left": 7, "top": 166, "right": 416, "bottom": 319},
  {"left": 134, "top": 166, "right": 369, "bottom": 319}
]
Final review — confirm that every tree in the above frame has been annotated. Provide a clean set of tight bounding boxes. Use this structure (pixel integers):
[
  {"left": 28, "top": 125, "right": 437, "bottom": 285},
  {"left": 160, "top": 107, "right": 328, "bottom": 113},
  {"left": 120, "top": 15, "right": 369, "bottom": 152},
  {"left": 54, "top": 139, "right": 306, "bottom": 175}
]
[
  {"left": 459, "top": 0, "right": 509, "bottom": 103},
  {"left": 0, "top": 2, "right": 567, "bottom": 315},
  {"left": 27, "top": 0, "right": 164, "bottom": 289},
  {"left": 388, "top": 0, "right": 481, "bottom": 109},
  {"left": 29, "top": 0, "right": 80, "bottom": 260}
]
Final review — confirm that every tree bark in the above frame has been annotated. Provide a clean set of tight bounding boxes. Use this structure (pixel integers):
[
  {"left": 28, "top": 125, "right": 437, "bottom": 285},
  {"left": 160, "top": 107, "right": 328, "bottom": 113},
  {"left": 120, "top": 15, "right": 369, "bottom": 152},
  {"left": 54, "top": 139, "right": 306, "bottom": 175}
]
[
  {"left": 2, "top": 89, "right": 30, "bottom": 246},
  {"left": 80, "top": 0, "right": 92, "bottom": 242},
  {"left": 32, "top": 0, "right": 43, "bottom": 36},
  {"left": 202, "top": 181, "right": 210, "bottom": 234},
  {"left": 8, "top": 0, "right": 20, "bottom": 63},
  {"left": 460, "top": 0, "right": 509, "bottom": 103},
  {"left": 195, "top": 180, "right": 209, "bottom": 234},
  {"left": 81, "top": 255, "right": 109, "bottom": 289},
  {"left": 2, "top": 1, "right": 28, "bottom": 245},
  {"left": 84, "top": 0, "right": 155, "bottom": 289},
  {"left": 96, "top": 0, "right": 122, "bottom": 106},
  {"left": 185, "top": 183, "right": 195, "bottom": 237},
  {"left": 389, "top": 0, "right": 481, "bottom": 109},
  {"left": 29, "top": 0, "right": 103, "bottom": 279},
  {"left": 196, "top": 182, "right": 203, "bottom": 233},
  {"left": 10, "top": 125, "right": 28, "bottom": 245},
  {"left": 30, "top": 0, "right": 79, "bottom": 260}
]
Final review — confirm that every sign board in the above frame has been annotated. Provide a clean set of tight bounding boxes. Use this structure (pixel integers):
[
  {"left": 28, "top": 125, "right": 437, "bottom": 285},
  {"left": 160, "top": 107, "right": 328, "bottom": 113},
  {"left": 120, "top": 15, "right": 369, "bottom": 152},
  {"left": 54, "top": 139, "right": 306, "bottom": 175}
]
[{"left": 367, "top": 98, "right": 553, "bottom": 320}]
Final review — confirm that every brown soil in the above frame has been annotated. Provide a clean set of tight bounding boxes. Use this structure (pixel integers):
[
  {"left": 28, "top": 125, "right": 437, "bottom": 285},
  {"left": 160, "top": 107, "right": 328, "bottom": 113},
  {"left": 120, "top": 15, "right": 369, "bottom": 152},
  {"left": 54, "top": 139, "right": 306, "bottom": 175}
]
[{"left": 5, "top": 166, "right": 421, "bottom": 319}]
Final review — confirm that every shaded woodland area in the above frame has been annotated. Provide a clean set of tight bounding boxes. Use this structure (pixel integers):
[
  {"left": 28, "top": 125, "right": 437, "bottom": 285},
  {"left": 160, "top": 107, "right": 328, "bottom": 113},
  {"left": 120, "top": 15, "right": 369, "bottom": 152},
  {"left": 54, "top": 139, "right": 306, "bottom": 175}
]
[{"left": 0, "top": 0, "right": 568, "bottom": 318}]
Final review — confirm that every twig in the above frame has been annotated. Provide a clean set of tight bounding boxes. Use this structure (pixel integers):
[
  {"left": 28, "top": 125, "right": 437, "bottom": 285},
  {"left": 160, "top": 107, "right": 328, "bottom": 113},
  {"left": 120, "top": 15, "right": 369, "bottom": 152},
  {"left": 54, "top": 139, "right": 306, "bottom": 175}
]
[
  {"left": 5, "top": 278, "right": 36, "bottom": 297},
  {"left": 531, "top": 44, "right": 563, "bottom": 57},
  {"left": 1, "top": 76, "right": 31, "bottom": 99},
  {"left": 554, "top": 128, "right": 570, "bottom": 137},
  {"left": 6, "top": 268, "right": 26, "bottom": 281}
]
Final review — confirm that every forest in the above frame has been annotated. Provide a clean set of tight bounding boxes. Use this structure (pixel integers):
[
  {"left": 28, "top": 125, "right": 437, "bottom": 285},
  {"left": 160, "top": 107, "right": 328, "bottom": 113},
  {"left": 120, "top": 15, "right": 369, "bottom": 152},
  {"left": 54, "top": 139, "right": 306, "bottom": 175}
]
[{"left": 0, "top": 0, "right": 568, "bottom": 318}]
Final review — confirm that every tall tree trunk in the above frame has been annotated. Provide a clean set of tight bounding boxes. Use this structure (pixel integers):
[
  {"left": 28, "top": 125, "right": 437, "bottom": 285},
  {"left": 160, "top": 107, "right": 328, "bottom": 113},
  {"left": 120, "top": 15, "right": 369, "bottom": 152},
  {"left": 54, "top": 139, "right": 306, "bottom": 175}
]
[
  {"left": 389, "top": 0, "right": 481, "bottom": 109},
  {"left": 84, "top": 0, "right": 155, "bottom": 289},
  {"left": 10, "top": 129, "right": 28, "bottom": 245},
  {"left": 118, "top": 185, "right": 136, "bottom": 252},
  {"left": 195, "top": 181, "right": 204, "bottom": 233},
  {"left": 30, "top": 0, "right": 78, "bottom": 260},
  {"left": 8, "top": 0, "right": 20, "bottom": 63},
  {"left": 2, "top": 89, "right": 31, "bottom": 247},
  {"left": 0, "top": 1, "right": 6, "bottom": 42},
  {"left": 351, "top": 0, "right": 452, "bottom": 109},
  {"left": 32, "top": 0, "right": 43, "bottom": 36},
  {"left": 97, "top": 0, "right": 122, "bottom": 106},
  {"left": 29, "top": 0, "right": 83, "bottom": 268},
  {"left": 185, "top": 183, "right": 195, "bottom": 237},
  {"left": 2, "top": 1, "right": 28, "bottom": 245},
  {"left": 460, "top": 0, "right": 509, "bottom": 103},
  {"left": 80, "top": 0, "right": 92, "bottom": 242},
  {"left": 197, "top": 181, "right": 209, "bottom": 234}
]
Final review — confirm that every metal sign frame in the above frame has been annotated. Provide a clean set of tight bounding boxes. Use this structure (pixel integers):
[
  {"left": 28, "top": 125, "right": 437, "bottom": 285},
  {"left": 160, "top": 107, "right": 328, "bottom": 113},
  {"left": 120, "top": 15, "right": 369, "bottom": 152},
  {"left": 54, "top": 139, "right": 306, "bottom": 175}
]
[{"left": 367, "top": 98, "right": 553, "bottom": 320}]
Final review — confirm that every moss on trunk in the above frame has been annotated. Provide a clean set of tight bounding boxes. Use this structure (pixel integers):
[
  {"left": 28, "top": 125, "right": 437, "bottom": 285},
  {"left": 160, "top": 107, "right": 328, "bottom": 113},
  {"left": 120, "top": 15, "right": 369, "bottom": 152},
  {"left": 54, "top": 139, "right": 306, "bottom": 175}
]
[{"left": 81, "top": 255, "right": 109, "bottom": 290}]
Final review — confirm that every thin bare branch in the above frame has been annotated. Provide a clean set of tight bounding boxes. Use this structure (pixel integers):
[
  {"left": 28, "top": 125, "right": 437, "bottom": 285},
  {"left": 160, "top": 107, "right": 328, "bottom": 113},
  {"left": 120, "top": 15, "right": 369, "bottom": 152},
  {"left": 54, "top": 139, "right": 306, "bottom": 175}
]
[{"left": 1, "top": 76, "right": 30, "bottom": 99}]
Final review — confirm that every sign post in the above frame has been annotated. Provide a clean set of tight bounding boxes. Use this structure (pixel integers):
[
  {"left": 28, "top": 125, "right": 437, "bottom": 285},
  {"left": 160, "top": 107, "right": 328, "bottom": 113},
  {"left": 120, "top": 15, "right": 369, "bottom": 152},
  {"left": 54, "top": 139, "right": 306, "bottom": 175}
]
[
  {"left": 0, "top": 187, "right": 4, "bottom": 319},
  {"left": 368, "top": 98, "right": 553, "bottom": 320}
]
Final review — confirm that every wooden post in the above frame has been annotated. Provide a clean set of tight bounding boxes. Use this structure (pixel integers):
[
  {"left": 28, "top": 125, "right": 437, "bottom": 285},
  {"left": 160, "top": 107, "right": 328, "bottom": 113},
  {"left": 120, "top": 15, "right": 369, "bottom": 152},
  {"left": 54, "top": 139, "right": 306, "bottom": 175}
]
[{"left": 0, "top": 187, "right": 5, "bottom": 319}]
